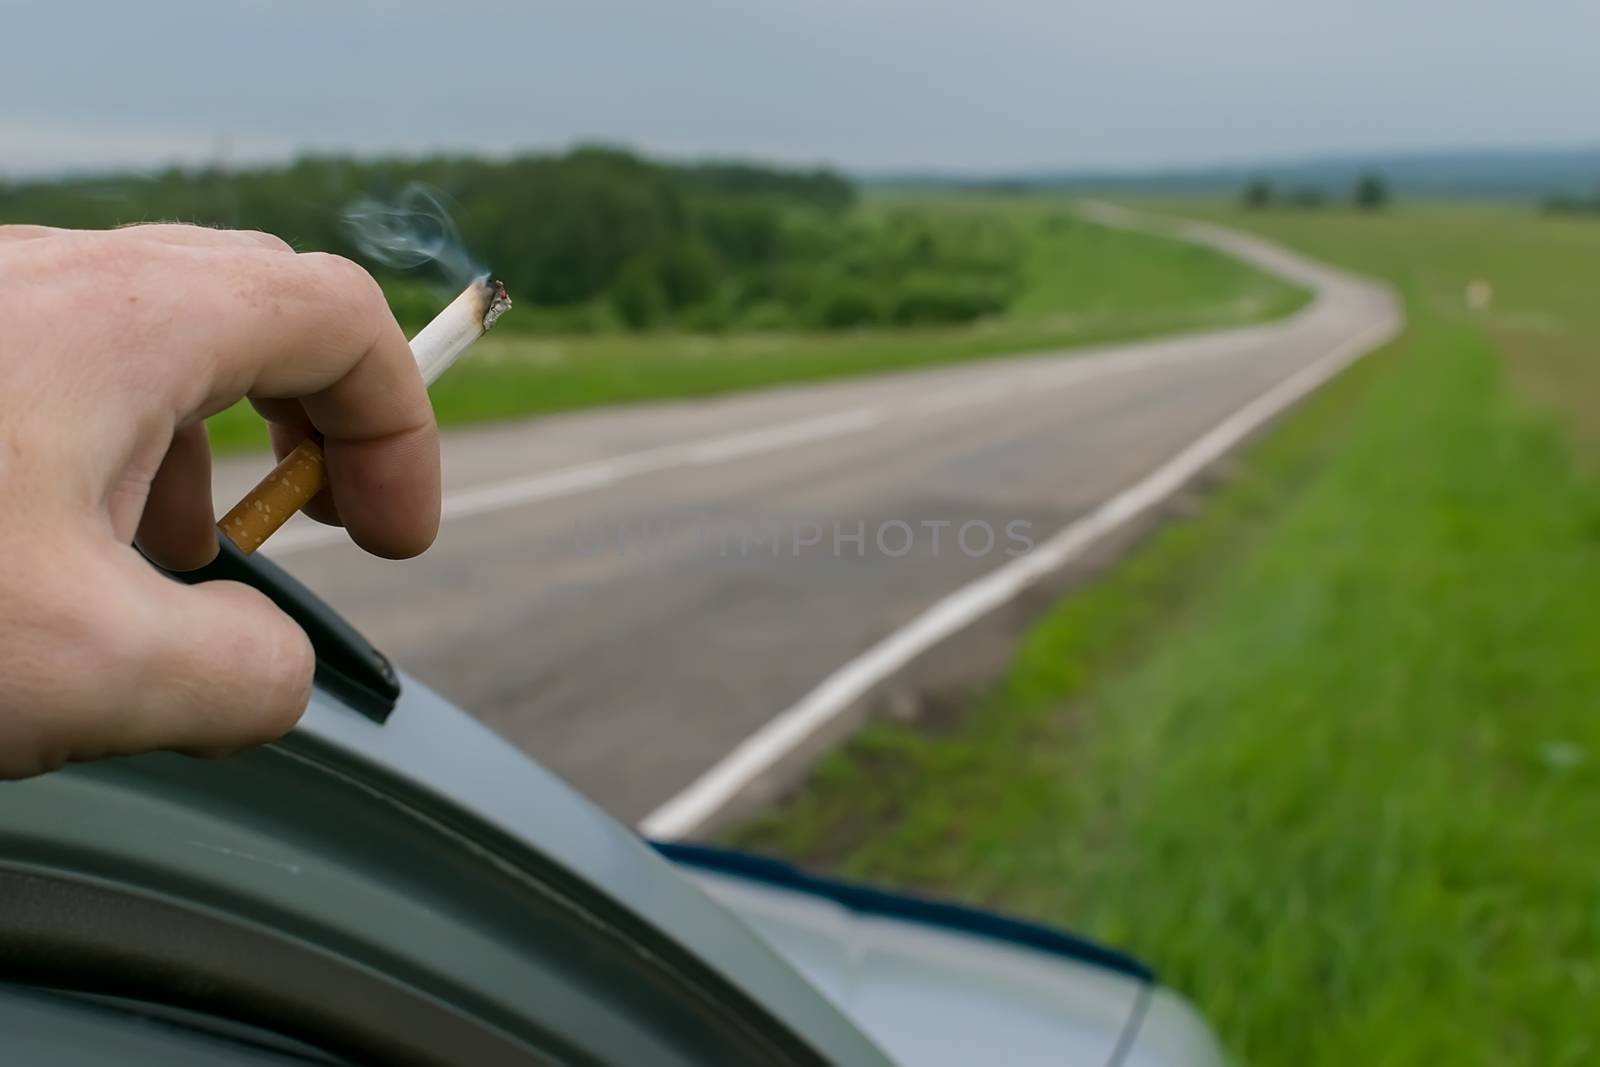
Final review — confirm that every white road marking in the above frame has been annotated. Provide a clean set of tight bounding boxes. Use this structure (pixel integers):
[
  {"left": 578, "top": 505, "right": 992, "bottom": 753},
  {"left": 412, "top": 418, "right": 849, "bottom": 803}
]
[
  {"left": 261, "top": 328, "right": 1279, "bottom": 557},
  {"left": 262, "top": 408, "right": 878, "bottom": 554},
  {"left": 638, "top": 315, "right": 1399, "bottom": 840},
  {"left": 682, "top": 408, "right": 884, "bottom": 466}
]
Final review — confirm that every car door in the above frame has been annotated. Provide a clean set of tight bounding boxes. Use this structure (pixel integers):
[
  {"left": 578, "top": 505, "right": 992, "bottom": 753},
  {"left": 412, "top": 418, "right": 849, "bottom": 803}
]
[{"left": 0, "top": 546, "right": 892, "bottom": 1066}]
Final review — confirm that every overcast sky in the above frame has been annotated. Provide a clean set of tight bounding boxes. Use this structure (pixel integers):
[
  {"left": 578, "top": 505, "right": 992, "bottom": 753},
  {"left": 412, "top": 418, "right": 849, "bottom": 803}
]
[{"left": 2, "top": 0, "right": 1595, "bottom": 176}]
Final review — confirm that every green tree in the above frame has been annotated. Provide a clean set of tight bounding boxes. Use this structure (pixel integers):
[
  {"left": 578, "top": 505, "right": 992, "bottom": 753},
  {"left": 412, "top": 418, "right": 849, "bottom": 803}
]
[
  {"left": 653, "top": 239, "right": 720, "bottom": 310},
  {"left": 1241, "top": 178, "right": 1274, "bottom": 210},
  {"left": 1353, "top": 172, "right": 1389, "bottom": 211},
  {"left": 807, "top": 278, "right": 884, "bottom": 328},
  {"left": 611, "top": 259, "right": 667, "bottom": 330},
  {"left": 0, "top": 147, "right": 1037, "bottom": 336}
]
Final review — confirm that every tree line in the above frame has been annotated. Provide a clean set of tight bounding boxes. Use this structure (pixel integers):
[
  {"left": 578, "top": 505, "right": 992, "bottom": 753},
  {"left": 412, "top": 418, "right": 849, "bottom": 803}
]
[
  {"left": 0, "top": 148, "right": 1020, "bottom": 333},
  {"left": 1241, "top": 169, "right": 1600, "bottom": 219},
  {"left": 1241, "top": 172, "right": 1389, "bottom": 211},
  {"left": 1541, "top": 185, "right": 1600, "bottom": 216}
]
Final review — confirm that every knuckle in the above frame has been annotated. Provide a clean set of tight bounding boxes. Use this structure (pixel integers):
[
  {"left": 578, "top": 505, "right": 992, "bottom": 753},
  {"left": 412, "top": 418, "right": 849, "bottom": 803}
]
[
  {"left": 66, "top": 231, "right": 183, "bottom": 295},
  {"left": 243, "top": 229, "right": 293, "bottom": 253},
  {"left": 0, "top": 223, "right": 56, "bottom": 242},
  {"left": 304, "top": 251, "right": 384, "bottom": 306},
  {"left": 115, "top": 220, "right": 190, "bottom": 237},
  {"left": 296, "top": 252, "right": 399, "bottom": 366},
  {"left": 1, "top": 230, "right": 99, "bottom": 287}
]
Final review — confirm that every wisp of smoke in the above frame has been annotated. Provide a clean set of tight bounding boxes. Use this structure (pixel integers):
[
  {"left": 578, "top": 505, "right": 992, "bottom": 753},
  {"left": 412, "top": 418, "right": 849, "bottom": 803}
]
[{"left": 342, "top": 183, "right": 481, "bottom": 288}]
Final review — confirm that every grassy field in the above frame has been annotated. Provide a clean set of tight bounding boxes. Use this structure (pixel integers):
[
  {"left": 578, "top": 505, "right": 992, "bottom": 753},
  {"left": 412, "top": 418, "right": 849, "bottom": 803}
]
[
  {"left": 205, "top": 202, "right": 1304, "bottom": 452},
  {"left": 728, "top": 203, "right": 1600, "bottom": 1064}
]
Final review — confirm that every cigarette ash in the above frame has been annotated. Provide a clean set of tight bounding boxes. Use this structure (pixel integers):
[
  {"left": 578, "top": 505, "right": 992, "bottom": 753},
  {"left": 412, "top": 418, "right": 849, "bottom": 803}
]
[{"left": 482, "top": 278, "right": 512, "bottom": 331}]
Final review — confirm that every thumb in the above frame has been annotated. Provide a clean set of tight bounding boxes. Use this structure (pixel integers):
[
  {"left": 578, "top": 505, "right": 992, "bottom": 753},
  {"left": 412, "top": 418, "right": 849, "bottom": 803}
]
[{"left": 9, "top": 545, "right": 316, "bottom": 773}]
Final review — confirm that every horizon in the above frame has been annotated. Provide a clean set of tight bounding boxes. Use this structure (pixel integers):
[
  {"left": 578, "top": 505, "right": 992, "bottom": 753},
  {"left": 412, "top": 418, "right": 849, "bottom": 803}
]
[{"left": 7, "top": 138, "right": 1600, "bottom": 187}]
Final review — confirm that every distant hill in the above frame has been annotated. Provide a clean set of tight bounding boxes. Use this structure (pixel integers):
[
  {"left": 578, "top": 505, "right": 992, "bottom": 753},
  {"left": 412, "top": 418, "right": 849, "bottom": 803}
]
[{"left": 868, "top": 146, "right": 1600, "bottom": 200}]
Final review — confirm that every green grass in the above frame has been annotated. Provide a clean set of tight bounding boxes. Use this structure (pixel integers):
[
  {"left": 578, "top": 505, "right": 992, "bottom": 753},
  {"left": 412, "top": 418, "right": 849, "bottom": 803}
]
[
  {"left": 205, "top": 202, "right": 1304, "bottom": 452},
  {"left": 727, "top": 204, "right": 1600, "bottom": 1065}
]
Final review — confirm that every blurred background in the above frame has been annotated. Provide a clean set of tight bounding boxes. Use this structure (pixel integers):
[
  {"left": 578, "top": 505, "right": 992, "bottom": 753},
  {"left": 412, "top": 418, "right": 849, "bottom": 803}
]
[{"left": 5, "top": 2, "right": 1598, "bottom": 1061}]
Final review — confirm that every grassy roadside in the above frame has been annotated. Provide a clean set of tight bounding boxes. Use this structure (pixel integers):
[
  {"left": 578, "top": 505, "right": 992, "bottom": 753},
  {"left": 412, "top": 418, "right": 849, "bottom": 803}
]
[
  {"left": 205, "top": 204, "right": 1305, "bottom": 453},
  {"left": 728, "top": 205, "right": 1600, "bottom": 1064}
]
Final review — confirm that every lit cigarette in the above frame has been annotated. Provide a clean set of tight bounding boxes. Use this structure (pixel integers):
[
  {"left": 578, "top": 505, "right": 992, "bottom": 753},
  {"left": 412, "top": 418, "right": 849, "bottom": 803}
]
[{"left": 218, "top": 276, "right": 511, "bottom": 554}]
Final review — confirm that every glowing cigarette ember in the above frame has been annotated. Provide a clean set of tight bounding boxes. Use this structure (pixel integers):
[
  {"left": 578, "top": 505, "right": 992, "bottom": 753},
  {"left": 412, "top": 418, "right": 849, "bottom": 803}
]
[{"left": 218, "top": 276, "right": 511, "bottom": 554}]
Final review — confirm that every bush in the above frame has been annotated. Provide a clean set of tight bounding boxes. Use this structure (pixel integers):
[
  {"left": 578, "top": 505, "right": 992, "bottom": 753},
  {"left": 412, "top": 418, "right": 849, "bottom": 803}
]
[
  {"left": 612, "top": 261, "right": 667, "bottom": 330},
  {"left": 888, "top": 277, "right": 1008, "bottom": 326},
  {"left": 737, "top": 300, "right": 799, "bottom": 331},
  {"left": 678, "top": 283, "right": 744, "bottom": 333},
  {"left": 807, "top": 283, "right": 885, "bottom": 329},
  {"left": 698, "top": 202, "right": 783, "bottom": 265},
  {"left": 654, "top": 239, "right": 720, "bottom": 310},
  {"left": 502, "top": 300, "right": 620, "bottom": 335}
]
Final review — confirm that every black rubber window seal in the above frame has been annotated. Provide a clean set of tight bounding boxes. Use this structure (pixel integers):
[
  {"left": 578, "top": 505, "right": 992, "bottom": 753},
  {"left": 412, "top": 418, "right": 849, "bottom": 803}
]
[{"left": 145, "top": 536, "right": 399, "bottom": 723}]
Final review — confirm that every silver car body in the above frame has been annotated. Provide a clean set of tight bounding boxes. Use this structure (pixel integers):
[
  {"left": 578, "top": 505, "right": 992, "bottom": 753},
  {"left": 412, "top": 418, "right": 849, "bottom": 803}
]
[
  {"left": 0, "top": 655, "right": 1228, "bottom": 1065},
  {"left": 304, "top": 675, "right": 1227, "bottom": 1064}
]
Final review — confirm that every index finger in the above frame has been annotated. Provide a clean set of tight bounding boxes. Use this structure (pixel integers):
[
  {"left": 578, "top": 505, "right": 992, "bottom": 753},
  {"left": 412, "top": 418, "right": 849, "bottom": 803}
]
[
  {"left": 105, "top": 242, "right": 441, "bottom": 559},
  {"left": 0, "top": 223, "right": 292, "bottom": 251},
  {"left": 274, "top": 255, "right": 441, "bottom": 559}
]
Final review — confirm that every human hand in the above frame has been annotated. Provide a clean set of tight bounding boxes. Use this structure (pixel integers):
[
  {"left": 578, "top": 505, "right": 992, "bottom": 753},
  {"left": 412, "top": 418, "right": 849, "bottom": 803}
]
[{"left": 0, "top": 223, "right": 439, "bottom": 777}]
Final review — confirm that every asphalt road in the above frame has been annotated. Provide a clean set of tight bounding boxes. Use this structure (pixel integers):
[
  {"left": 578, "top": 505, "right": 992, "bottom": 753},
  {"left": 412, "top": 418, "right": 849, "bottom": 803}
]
[{"left": 213, "top": 214, "right": 1399, "bottom": 825}]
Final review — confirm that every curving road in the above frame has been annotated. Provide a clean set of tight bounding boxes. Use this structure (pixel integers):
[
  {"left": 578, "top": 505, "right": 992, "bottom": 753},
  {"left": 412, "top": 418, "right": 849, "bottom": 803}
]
[{"left": 213, "top": 210, "right": 1400, "bottom": 830}]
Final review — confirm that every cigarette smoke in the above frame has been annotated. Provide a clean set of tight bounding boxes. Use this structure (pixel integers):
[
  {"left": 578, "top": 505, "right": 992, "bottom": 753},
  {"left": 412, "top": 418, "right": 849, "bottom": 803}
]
[{"left": 341, "top": 183, "right": 481, "bottom": 288}]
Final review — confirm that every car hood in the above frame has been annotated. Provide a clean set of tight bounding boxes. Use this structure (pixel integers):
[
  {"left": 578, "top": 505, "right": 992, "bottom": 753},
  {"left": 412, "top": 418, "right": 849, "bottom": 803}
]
[{"left": 658, "top": 844, "right": 1220, "bottom": 1067}]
